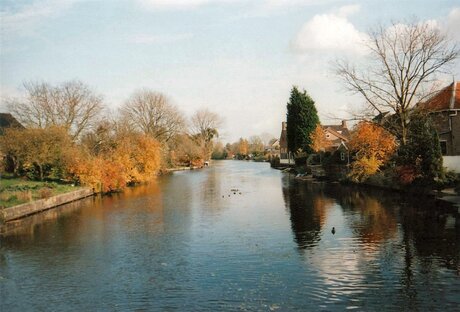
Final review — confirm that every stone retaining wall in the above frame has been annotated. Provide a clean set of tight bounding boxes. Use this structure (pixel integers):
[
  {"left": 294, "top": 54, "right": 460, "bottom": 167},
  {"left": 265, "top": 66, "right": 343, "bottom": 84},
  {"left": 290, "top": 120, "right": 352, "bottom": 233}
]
[{"left": 1, "top": 188, "right": 94, "bottom": 223}]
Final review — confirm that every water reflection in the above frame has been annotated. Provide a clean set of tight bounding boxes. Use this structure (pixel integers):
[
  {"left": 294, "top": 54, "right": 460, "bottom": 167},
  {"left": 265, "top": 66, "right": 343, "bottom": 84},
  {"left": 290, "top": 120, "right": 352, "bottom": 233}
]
[
  {"left": 282, "top": 176, "right": 333, "bottom": 249},
  {"left": 282, "top": 178, "right": 459, "bottom": 310},
  {"left": 1, "top": 162, "right": 459, "bottom": 311}
]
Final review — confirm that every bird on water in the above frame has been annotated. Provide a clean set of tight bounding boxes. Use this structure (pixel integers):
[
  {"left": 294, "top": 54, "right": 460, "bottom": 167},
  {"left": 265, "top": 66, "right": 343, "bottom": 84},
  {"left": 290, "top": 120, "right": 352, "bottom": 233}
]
[{"left": 331, "top": 227, "right": 336, "bottom": 235}]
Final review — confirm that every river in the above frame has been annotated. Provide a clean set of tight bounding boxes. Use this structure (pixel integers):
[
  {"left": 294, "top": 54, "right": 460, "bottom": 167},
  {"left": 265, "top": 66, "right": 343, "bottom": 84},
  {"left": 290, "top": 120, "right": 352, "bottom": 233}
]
[{"left": 1, "top": 161, "right": 459, "bottom": 311}]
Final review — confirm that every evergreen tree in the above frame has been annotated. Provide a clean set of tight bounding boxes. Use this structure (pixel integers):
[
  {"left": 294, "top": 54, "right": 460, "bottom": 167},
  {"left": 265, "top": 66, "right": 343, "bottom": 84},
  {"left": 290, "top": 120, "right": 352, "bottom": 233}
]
[
  {"left": 398, "top": 114, "right": 443, "bottom": 184},
  {"left": 286, "top": 86, "right": 320, "bottom": 155}
]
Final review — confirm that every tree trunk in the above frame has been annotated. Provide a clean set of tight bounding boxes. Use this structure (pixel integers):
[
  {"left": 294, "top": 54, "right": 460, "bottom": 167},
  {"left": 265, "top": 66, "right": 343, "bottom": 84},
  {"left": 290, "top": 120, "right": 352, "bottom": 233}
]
[{"left": 38, "top": 164, "right": 43, "bottom": 181}]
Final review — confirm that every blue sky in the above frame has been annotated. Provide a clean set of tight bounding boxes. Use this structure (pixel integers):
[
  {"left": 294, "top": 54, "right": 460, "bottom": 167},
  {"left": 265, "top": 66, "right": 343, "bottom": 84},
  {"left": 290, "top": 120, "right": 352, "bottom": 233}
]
[{"left": 1, "top": 0, "right": 459, "bottom": 141}]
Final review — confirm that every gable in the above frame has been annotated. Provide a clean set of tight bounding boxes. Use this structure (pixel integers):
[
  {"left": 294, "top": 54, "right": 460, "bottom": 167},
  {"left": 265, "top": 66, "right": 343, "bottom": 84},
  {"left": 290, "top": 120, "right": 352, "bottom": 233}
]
[{"left": 418, "top": 82, "right": 460, "bottom": 111}]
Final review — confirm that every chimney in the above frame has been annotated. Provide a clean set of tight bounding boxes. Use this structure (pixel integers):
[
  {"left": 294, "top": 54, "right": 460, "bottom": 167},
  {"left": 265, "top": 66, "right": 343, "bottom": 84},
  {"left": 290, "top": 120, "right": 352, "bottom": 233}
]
[
  {"left": 450, "top": 80, "right": 456, "bottom": 110},
  {"left": 341, "top": 120, "right": 347, "bottom": 129},
  {"left": 282, "top": 121, "right": 287, "bottom": 131}
]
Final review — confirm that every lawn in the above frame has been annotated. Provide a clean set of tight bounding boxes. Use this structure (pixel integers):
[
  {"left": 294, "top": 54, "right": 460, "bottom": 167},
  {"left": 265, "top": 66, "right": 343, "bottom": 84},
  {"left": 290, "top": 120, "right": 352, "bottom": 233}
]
[{"left": 0, "top": 177, "right": 79, "bottom": 208}]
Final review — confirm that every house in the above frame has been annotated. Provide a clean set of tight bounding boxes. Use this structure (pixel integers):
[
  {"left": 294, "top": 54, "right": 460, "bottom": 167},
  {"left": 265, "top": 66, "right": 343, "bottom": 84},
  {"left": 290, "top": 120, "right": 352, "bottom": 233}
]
[
  {"left": 269, "top": 138, "right": 280, "bottom": 150},
  {"left": 0, "top": 113, "right": 24, "bottom": 170},
  {"left": 0, "top": 113, "right": 24, "bottom": 135},
  {"left": 279, "top": 122, "right": 288, "bottom": 160},
  {"left": 278, "top": 120, "right": 350, "bottom": 165},
  {"left": 417, "top": 81, "right": 460, "bottom": 156},
  {"left": 265, "top": 138, "right": 280, "bottom": 156},
  {"left": 322, "top": 120, "right": 350, "bottom": 151},
  {"left": 417, "top": 81, "right": 460, "bottom": 172}
]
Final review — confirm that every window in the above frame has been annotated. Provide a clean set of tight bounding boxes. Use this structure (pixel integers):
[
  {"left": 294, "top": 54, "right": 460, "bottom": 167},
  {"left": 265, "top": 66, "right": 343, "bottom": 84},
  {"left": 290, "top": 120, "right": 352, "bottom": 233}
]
[
  {"left": 440, "top": 141, "right": 447, "bottom": 155},
  {"left": 340, "top": 152, "right": 345, "bottom": 161}
]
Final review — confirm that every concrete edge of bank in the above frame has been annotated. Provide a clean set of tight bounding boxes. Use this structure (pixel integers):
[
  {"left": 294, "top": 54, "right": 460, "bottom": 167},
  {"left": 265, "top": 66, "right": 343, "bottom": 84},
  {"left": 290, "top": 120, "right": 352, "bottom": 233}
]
[{"left": 1, "top": 188, "right": 94, "bottom": 223}]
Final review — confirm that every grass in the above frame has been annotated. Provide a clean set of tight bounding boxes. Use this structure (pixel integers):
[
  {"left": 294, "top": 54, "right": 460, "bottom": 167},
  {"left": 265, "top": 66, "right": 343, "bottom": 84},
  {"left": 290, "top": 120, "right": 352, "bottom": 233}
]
[{"left": 0, "top": 177, "right": 80, "bottom": 209}]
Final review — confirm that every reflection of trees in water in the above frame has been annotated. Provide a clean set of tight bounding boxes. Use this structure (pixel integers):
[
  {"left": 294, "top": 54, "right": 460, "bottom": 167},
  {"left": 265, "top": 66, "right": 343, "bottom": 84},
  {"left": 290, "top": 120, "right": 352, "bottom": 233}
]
[
  {"left": 282, "top": 176, "right": 333, "bottom": 249},
  {"left": 0, "top": 196, "right": 96, "bottom": 246},
  {"left": 326, "top": 185, "right": 399, "bottom": 243},
  {"left": 327, "top": 184, "right": 459, "bottom": 272},
  {"left": 400, "top": 198, "right": 460, "bottom": 274},
  {"left": 199, "top": 168, "right": 226, "bottom": 213}
]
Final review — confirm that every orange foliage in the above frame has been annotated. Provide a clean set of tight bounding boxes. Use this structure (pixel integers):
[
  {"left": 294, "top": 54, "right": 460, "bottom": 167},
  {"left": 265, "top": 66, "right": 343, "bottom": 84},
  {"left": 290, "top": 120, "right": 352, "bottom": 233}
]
[
  {"left": 67, "top": 133, "right": 161, "bottom": 192},
  {"left": 310, "top": 124, "right": 332, "bottom": 152},
  {"left": 348, "top": 122, "right": 397, "bottom": 182},
  {"left": 349, "top": 122, "right": 397, "bottom": 162}
]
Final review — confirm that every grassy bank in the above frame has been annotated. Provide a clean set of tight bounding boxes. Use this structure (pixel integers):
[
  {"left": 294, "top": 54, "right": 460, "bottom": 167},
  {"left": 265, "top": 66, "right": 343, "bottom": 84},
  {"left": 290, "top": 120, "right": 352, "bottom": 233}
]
[{"left": 0, "top": 177, "right": 79, "bottom": 208}]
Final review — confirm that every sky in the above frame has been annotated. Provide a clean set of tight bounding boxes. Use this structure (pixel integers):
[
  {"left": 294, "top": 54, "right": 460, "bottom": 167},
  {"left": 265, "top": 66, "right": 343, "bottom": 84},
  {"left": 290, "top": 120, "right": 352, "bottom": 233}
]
[{"left": 1, "top": 0, "right": 459, "bottom": 142}]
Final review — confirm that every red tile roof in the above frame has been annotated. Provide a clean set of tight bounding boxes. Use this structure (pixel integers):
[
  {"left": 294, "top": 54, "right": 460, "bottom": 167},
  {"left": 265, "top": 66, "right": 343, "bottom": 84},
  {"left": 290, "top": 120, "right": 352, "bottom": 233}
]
[{"left": 418, "top": 82, "right": 460, "bottom": 111}]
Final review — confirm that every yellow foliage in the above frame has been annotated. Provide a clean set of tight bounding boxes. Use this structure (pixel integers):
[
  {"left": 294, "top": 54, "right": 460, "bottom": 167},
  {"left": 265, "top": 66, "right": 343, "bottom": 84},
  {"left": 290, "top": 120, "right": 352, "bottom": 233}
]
[
  {"left": 348, "top": 122, "right": 397, "bottom": 182},
  {"left": 310, "top": 124, "right": 332, "bottom": 153},
  {"left": 349, "top": 122, "right": 397, "bottom": 162},
  {"left": 348, "top": 156, "right": 382, "bottom": 182},
  {"left": 67, "top": 133, "right": 161, "bottom": 192}
]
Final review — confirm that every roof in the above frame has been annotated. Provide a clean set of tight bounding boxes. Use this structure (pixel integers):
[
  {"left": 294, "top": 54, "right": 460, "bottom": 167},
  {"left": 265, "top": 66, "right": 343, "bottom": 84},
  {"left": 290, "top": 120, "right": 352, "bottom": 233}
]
[
  {"left": 279, "top": 123, "right": 287, "bottom": 148},
  {"left": 0, "top": 113, "right": 24, "bottom": 134},
  {"left": 418, "top": 81, "right": 460, "bottom": 111},
  {"left": 324, "top": 127, "right": 349, "bottom": 142}
]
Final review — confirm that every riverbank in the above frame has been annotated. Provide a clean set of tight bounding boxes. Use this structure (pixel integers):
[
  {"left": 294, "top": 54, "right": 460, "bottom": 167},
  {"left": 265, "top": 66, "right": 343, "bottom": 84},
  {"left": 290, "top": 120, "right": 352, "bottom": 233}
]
[
  {"left": 292, "top": 171, "right": 460, "bottom": 209},
  {"left": 0, "top": 177, "right": 78, "bottom": 208},
  {"left": 0, "top": 187, "right": 94, "bottom": 225}
]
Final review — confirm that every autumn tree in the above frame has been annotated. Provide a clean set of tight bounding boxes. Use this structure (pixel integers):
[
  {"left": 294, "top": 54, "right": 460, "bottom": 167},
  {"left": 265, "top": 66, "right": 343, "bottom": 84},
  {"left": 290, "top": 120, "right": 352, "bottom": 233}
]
[
  {"left": 67, "top": 132, "right": 162, "bottom": 192},
  {"left": 0, "top": 128, "right": 28, "bottom": 175},
  {"left": 238, "top": 138, "right": 249, "bottom": 158},
  {"left": 286, "top": 86, "right": 319, "bottom": 155},
  {"left": 310, "top": 124, "right": 331, "bottom": 153},
  {"left": 336, "top": 21, "right": 458, "bottom": 145},
  {"left": 120, "top": 89, "right": 185, "bottom": 143},
  {"left": 0, "top": 126, "right": 74, "bottom": 180},
  {"left": 7, "top": 80, "right": 104, "bottom": 139},
  {"left": 348, "top": 121, "right": 397, "bottom": 182}
]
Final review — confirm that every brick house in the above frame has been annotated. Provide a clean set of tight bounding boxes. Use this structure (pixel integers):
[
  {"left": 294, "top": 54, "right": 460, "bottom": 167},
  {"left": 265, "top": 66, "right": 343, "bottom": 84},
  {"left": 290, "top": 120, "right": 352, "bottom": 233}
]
[
  {"left": 417, "top": 81, "right": 460, "bottom": 156},
  {"left": 417, "top": 81, "right": 460, "bottom": 172}
]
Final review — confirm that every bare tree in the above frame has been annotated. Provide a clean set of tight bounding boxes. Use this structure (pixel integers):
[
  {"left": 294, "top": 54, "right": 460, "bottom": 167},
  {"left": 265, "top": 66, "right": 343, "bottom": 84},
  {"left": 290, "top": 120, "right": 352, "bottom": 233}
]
[
  {"left": 7, "top": 80, "right": 104, "bottom": 139},
  {"left": 190, "top": 108, "right": 223, "bottom": 141},
  {"left": 336, "top": 21, "right": 458, "bottom": 145},
  {"left": 120, "top": 89, "right": 185, "bottom": 142},
  {"left": 190, "top": 108, "right": 223, "bottom": 160}
]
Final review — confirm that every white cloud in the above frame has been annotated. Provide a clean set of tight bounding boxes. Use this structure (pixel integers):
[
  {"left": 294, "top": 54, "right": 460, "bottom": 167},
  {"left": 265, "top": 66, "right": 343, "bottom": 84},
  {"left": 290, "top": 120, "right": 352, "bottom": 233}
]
[
  {"left": 446, "top": 7, "right": 460, "bottom": 41},
  {"left": 0, "top": 0, "right": 75, "bottom": 36},
  {"left": 292, "top": 6, "right": 368, "bottom": 55}
]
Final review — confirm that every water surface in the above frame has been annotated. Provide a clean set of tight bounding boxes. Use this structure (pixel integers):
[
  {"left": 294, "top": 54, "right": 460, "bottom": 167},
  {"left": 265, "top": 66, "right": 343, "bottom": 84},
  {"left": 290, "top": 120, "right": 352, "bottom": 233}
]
[{"left": 1, "top": 161, "right": 459, "bottom": 311}]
